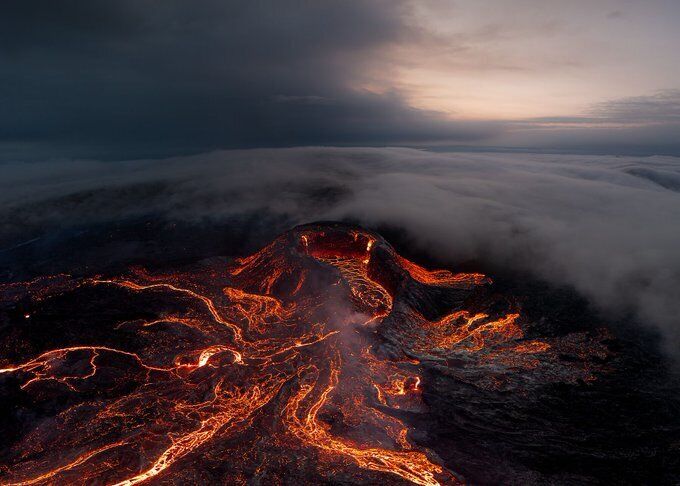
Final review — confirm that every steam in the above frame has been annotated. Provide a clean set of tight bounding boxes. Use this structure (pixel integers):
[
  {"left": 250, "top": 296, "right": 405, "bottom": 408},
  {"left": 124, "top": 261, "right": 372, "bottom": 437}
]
[{"left": 2, "top": 147, "right": 680, "bottom": 351}]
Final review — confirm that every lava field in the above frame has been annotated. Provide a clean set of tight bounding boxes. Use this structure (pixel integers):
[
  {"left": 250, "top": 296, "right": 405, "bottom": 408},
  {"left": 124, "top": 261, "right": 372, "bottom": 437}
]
[{"left": 0, "top": 223, "right": 678, "bottom": 485}]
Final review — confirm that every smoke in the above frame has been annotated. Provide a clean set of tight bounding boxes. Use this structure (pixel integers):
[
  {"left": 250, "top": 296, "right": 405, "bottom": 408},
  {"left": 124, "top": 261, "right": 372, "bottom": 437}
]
[{"left": 2, "top": 147, "right": 680, "bottom": 351}]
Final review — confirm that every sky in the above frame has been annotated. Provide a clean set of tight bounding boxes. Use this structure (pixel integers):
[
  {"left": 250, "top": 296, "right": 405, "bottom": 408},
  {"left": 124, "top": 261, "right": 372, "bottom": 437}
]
[{"left": 1, "top": 0, "right": 680, "bottom": 160}]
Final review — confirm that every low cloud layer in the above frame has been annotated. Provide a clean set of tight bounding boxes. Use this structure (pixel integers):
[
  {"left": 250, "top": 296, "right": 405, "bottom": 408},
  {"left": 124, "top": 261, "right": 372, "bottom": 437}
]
[{"left": 2, "top": 147, "right": 680, "bottom": 354}]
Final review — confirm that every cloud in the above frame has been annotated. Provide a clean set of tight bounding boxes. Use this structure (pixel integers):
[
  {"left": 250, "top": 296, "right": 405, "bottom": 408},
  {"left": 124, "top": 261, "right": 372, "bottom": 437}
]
[
  {"left": 0, "top": 0, "right": 503, "bottom": 161},
  {"left": 1, "top": 1, "right": 679, "bottom": 159},
  {"left": 2, "top": 147, "right": 680, "bottom": 356},
  {"left": 590, "top": 90, "right": 680, "bottom": 124},
  {"left": 503, "top": 90, "right": 680, "bottom": 155}
]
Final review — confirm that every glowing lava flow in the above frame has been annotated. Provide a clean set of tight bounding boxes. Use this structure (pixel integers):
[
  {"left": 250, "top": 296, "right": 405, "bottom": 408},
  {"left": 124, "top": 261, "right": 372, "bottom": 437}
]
[
  {"left": 397, "top": 256, "right": 490, "bottom": 288},
  {"left": 417, "top": 311, "right": 523, "bottom": 353},
  {"left": 283, "top": 356, "right": 449, "bottom": 486},
  {"left": 0, "top": 223, "right": 608, "bottom": 485},
  {"left": 316, "top": 255, "right": 393, "bottom": 323}
]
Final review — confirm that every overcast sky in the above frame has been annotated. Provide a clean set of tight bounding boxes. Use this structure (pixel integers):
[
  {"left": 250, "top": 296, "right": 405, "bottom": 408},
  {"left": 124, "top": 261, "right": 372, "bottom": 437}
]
[{"left": 1, "top": 0, "right": 679, "bottom": 159}]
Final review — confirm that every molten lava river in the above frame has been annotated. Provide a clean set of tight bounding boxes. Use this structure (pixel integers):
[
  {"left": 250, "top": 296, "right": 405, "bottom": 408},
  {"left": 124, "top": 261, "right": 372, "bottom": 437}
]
[{"left": 0, "top": 223, "right": 614, "bottom": 485}]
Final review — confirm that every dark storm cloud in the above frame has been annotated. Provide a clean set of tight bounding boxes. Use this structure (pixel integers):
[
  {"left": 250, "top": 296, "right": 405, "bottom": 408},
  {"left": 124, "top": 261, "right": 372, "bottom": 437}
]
[
  {"left": 0, "top": 0, "right": 501, "bottom": 160},
  {"left": 2, "top": 1, "right": 680, "bottom": 158},
  {"left": 2, "top": 148, "right": 680, "bottom": 356}
]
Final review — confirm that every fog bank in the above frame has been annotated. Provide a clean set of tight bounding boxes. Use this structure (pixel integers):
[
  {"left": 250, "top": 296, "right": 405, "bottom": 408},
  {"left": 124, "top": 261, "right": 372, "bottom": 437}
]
[{"left": 2, "top": 147, "right": 679, "bottom": 352}]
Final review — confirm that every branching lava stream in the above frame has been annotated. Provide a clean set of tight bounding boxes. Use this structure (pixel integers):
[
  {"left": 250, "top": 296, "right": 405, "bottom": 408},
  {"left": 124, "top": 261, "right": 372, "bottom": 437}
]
[{"left": 0, "top": 223, "right": 611, "bottom": 485}]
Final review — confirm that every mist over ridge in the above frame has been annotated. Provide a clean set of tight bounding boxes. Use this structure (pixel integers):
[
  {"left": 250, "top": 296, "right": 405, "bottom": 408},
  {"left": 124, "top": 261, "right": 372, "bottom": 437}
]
[{"left": 2, "top": 146, "right": 679, "bottom": 355}]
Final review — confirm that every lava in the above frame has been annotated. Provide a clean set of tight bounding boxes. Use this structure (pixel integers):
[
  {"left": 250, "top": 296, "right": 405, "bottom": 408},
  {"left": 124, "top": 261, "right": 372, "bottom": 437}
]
[
  {"left": 396, "top": 256, "right": 490, "bottom": 288},
  {"left": 0, "top": 223, "right": 611, "bottom": 485}
]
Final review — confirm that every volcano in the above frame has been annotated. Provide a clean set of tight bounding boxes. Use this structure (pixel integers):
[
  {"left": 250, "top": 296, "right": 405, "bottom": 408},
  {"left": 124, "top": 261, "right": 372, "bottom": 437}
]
[{"left": 0, "top": 223, "right": 678, "bottom": 485}]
